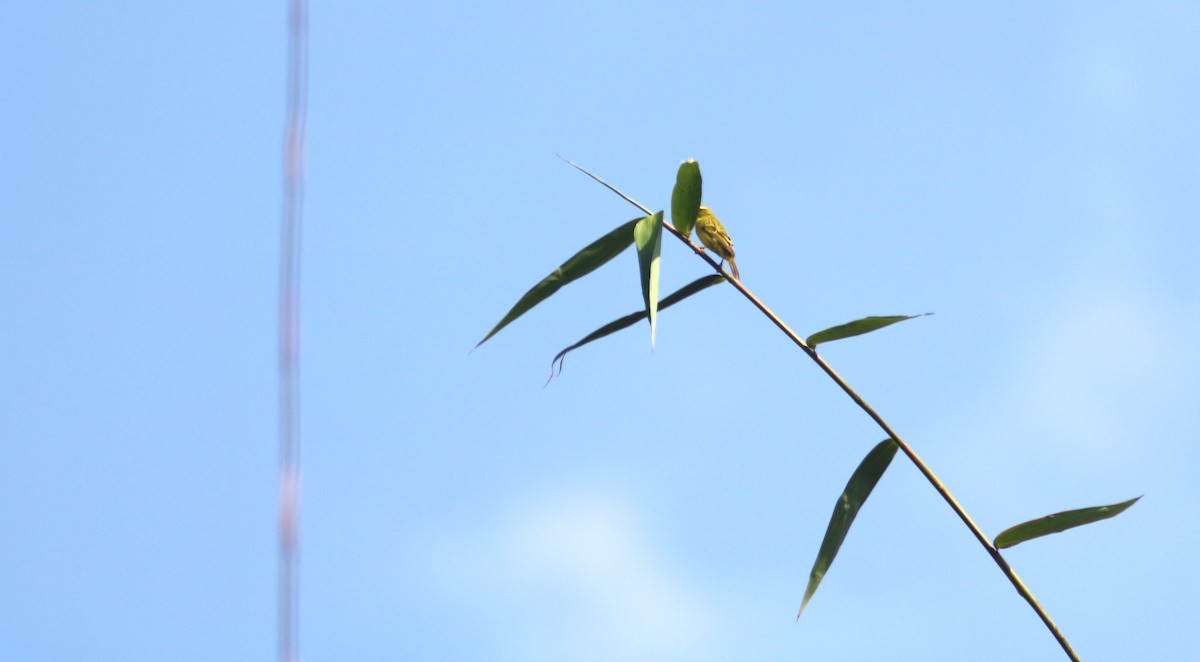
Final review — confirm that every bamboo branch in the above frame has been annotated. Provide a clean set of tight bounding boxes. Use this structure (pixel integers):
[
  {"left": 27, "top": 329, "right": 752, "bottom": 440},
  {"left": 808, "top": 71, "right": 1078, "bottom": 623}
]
[{"left": 563, "top": 160, "right": 1081, "bottom": 661}]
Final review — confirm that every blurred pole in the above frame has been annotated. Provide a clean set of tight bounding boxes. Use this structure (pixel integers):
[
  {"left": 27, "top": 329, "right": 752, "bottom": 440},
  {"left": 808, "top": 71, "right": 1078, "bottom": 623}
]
[{"left": 279, "top": 0, "right": 307, "bottom": 660}]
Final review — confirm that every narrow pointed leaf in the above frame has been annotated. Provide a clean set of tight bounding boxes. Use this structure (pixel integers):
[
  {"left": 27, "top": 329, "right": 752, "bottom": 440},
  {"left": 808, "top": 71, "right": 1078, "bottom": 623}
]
[
  {"left": 799, "top": 438, "right": 899, "bottom": 618},
  {"left": 806, "top": 314, "right": 932, "bottom": 349},
  {"left": 634, "top": 211, "right": 664, "bottom": 347},
  {"left": 558, "top": 155, "right": 651, "bottom": 215},
  {"left": 993, "top": 496, "right": 1141, "bottom": 550},
  {"left": 671, "top": 160, "right": 703, "bottom": 240},
  {"left": 476, "top": 218, "right": 641, "bottom": 347},
  {"left": 548, "top": 275, "right": 726, "bottom": 381}
]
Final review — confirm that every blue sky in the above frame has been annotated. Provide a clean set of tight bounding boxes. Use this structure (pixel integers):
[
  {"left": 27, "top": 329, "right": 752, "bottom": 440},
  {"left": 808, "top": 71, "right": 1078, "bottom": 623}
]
[{"left": 2, "top": 2, "right": 1197, "bottom": 660}]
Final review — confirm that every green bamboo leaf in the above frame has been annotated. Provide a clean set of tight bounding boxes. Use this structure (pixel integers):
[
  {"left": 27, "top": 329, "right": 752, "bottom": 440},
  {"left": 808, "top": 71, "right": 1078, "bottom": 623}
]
[
  {"left": 799, "top": 438, "right": 899, "bottom": 618},
  {"left": 993, "top": 496, "right": 1141, "bottom": 550},
  {"left": 671, "top": 160, "right": 703, "bottom": 240},
  {"left": 634, "top": 211, "right": 664, "bottom": 347},
  {"left": 548, "top": 275, "right": 726, "bottom": 382},
  {"left": 806, "top": 314, "right": 932, "bottom": 349},
  {"left": 476, "top": 218, "right": 641, "bottom": 348},
  {"left": 558, "top": 155, "right": 651, "bottom": 216}
]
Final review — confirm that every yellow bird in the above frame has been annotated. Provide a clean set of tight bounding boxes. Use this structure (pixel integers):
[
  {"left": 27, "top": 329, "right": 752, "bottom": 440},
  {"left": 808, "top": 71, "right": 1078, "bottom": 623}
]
[{"left": 695, "top": 205, "right": 739, "bottom": 280}]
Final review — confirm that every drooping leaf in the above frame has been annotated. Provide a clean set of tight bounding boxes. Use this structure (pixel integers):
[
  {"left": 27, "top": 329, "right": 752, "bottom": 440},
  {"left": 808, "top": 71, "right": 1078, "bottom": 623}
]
[
  {"left": 671, "top": 160, "right": 703, "bottom": 240},
  {"left": 548, "top": 275, "right": 726, "bottom": 382},
  {"left": 799, "top": 438, "right": 899, "bottom": 618},
  {"left": 634, "top": 211, "right": 664, "bottom": 347},
  {"left": 806, "top": 314, "right": 932, "bottom": 349},
  {"left": 476, "top": 218, "right": 641, "bottom": 348},
  {"left": 993, "top": 496, "right": 1141, "bottom": 550}
]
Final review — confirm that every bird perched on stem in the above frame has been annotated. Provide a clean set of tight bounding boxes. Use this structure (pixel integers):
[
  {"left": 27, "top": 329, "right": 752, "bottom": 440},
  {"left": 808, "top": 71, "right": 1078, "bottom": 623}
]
[{"left": 695, "top": 205, "right": 739, "bottom": 280}]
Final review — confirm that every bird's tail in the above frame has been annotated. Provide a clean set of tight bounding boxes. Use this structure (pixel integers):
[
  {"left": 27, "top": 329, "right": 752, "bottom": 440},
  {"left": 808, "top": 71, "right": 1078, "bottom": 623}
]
[{"left": 727, "top": 258, "right": 740, "bottom": 280}]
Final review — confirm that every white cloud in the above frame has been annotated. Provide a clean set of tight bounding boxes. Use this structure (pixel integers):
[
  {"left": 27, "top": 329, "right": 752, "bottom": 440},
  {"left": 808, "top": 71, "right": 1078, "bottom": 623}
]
[
  {"left": 426, "top": 488, "right": 719, "bottom": 661},
  {"left": 942, "top": 269, "right": 1197, "bottom": 485},
  {"left": 1008, "top": 281, "right": 1176, "bottom": 454}
]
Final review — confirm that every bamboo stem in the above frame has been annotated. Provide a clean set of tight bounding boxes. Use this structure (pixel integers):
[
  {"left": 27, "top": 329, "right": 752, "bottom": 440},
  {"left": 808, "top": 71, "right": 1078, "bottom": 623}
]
[{"left": 559, "top": 159, "right": 1081, "bottom": 660}]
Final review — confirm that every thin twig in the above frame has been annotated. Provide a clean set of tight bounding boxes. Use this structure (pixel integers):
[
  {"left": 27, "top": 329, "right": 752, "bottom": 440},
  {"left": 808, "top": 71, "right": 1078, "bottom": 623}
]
[
  {"left": 564, "top": 160, "right": 1081, "bottom": 662},
  {"left": 278, "top": 0, "right": 308, "bottom": 661},
  {"left": 709, "top": 266, "right": 1081, "bottom": 662}
]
